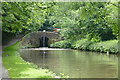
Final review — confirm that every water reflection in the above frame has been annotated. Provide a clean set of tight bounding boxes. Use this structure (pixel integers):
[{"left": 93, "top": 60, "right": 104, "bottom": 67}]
[{"left": 20, "top": 49, "right": 118, "bottom": 78}]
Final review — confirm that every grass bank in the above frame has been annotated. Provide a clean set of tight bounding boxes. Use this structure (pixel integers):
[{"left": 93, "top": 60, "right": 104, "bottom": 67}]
[
  {"left": 2, "top": 42, "right": 67, "bottom": 78},
  {"left": 50, "top": 39, "right": 118, "bottom": 54}
]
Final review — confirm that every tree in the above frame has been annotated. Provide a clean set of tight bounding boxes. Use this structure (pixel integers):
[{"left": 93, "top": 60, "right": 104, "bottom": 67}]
[
  {"left": 2, "top": 2, "right": 55, "bottom": 35},
  {"left": 2, "top": 2, "right": 118, "bottom": 41},
  {"left": 48, "top": 2, "right": 119, "bottom": 41}
]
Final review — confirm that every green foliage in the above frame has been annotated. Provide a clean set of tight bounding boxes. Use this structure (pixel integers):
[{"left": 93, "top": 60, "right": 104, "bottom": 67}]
[
  {"left": 2, "top": 2, "right": 119, "bottom": 53},
  {"left": 50, "top": 39, "right": 118, "bottom": 54},
  {"left": 2, "top": 2, "right": 118, "bottom": 40},
  {"left": 2, "top": 2, "right": 54, "bottom": 34},
  {"left": 49, "top": 2, "right": 118, "bottom": 41},
  {"left": 72, "top": 39, "right": 92, "bottom": 50},
  {"left": 39, "top": 20, "right": 54, "bottom": 31},
  {"left": 50, "top": 40, "right": 71, "bottom": 48},
  {"left": 89, "top": 40, "right": 118, "bottom": 53},
  {"left": 49, "top": 2, "right": 119, "bottom": 54}
]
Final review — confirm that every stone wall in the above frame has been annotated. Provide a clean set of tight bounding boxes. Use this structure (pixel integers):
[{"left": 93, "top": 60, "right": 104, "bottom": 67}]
[{"left": 21, "top": 31, "right": 59, "bottom": 48}]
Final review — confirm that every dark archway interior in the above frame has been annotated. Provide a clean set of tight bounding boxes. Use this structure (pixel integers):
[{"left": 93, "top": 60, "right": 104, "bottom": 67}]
[{"left": 40, "top": 37, "right": 49, "bottom": 47}]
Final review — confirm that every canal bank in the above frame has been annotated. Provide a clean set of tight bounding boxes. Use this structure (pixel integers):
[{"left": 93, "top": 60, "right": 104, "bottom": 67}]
[
  {"left": 2, "top": 42, "right": 67, "bottom": 78},
  {"left": 1, "top": 37, "right": 23, "bottom": 79},
  {"left": 50, "top": 39, "right": 119, "bottom": 54}
]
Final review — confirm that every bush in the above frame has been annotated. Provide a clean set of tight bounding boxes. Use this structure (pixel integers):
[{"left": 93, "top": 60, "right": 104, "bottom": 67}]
[
  {"left": 89, "top": 40, "right": 118, "bottom": 53},
  {"left": 50, "top": 39, "right": 118, "bottom": 54},
  {"left": 50, "top": 40, "right": 72, "bottom": 48},
  {"left": 72, "top": 39, "right": 92, "bottom": 50}
]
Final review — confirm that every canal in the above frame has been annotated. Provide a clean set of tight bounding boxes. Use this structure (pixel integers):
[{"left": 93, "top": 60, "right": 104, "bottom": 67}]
[{"left": 20, "top": 48, "right": 118, "bottom": 78}]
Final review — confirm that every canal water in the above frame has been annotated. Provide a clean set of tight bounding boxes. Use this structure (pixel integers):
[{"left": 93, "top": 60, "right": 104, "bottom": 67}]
[{"left": 20, "top": 48, "right": 118, "bottom": 78}]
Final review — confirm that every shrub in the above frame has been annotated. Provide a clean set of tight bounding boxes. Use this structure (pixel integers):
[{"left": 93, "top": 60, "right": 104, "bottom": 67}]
[
  {"left": 89, "top": 40, "right": 118, "bottom": 53},
  {"left": 72, "top": 39, "right": 92, "bottom": 50},
  {"left": 50, "top": 40, "right": 72, "bottom": 48},
  {"left": 50, "top": 39, "right": 118, "bottom": 54}
]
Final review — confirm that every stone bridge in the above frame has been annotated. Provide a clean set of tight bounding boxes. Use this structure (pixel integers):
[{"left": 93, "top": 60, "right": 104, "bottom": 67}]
[{"left": 21, "top": 31, "right": 59, "bottom": 48}]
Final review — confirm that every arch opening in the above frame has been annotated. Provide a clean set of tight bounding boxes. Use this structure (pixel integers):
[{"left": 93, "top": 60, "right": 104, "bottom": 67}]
[{"left": 40, "top": 36, "right": 49, "bottom": 47}]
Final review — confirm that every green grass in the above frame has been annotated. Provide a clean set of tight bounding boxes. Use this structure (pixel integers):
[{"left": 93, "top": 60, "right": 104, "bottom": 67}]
[{"left": 2, "top": 42, "right": 59, "bottom": 78}]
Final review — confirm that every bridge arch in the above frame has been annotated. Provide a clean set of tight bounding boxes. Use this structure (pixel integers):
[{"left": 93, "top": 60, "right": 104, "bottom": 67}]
[{"left": 21, "top": 31, "right": 59, "bottom": 48}]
